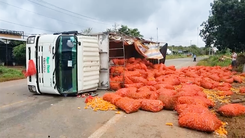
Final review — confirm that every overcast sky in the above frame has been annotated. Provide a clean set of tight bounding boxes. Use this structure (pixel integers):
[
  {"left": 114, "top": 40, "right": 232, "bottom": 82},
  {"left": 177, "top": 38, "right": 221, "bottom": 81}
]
[{"left": 0, "top": 0, "right": 213, "bottom": 47}]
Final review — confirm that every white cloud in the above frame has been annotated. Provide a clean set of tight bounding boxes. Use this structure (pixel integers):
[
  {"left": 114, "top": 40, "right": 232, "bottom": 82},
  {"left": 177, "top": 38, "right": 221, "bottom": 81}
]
[{"left": 0, "top": 0, "right": 213, "bottom": 47}]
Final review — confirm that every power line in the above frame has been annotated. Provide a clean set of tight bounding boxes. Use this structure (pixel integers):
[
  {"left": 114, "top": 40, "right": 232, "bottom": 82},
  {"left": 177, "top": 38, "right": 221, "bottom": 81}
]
[
  {"left": 0, "top": 19, "right": 56, "bottom": 32},
  {"left": 0, "top": 0, "right": 87, "bottom": 27},
  {"left": 39, "top": 0, "right": 110, "bottom": 25},
  {"left": 28, "top": 0, "right": 111, "bottom": 25}
]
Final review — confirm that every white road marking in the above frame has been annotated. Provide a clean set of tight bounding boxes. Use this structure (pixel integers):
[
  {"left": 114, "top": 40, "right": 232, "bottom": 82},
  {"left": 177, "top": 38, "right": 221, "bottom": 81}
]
[{"left": 88, "top": 113, "right": 125, "bottom": 138}]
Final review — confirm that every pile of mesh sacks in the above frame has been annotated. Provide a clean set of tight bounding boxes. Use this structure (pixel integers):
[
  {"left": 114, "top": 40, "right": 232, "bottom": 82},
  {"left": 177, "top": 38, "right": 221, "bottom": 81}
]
[{"left": 103, "top": 57, "right": 245, "bottom": 132}]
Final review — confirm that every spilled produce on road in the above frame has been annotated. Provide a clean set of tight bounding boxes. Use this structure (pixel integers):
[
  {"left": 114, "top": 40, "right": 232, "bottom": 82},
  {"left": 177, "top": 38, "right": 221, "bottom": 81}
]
[{"left": 84, "top": 57, "right": 245, "bottom": 137}]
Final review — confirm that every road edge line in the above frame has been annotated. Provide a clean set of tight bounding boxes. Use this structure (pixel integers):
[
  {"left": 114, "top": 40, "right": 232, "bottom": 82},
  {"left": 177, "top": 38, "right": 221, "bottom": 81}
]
[{"left": 88, "top": 113, "right": 124, "bottom": 138}]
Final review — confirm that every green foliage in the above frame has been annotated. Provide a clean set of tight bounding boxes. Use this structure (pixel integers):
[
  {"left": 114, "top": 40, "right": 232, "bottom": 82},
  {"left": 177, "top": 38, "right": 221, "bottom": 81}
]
[
  {"left": 169, "top": 45, "right": 208, "bottom": 56},
  {"left": 200, "top": 0, "right": 245, "bottom": 52},
  {"left": 0, "top": 66, "right": 24, "bottom": 82},
  {"left": 197, "top": 52, "right": 245, "bottom": 72},
  {"left": 216, "top": 48, "right": 231, "bottom": 55},
  {"left": 166, "top": 54, "right": 187, "bottom": 59},
  {"left": 8, "top": 40, "right": 24, "bottom": 46},
  {"left": 118, "top": 25, "right": 143, "bottom": 38},
  {"left": 197, "top": 55, "right": 231, "bottom": 67},
  {"left": 13, "top": 43, "right": 26, "bottom": 65},
  {"left": 82, "top": 27, "right": 92, "bottom": 34},
  {"left": 187, "top": 45, "right": 203, "bottom": 56}
]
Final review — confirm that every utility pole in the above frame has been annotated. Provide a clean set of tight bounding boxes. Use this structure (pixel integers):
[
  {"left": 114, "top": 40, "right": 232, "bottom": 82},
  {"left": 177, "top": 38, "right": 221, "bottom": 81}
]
[
  {"left": 112, "top": 23, "right": 119, "bottom": 32},
  {"left": 197, "top": 27, "right": 198, "bottom": 46},
  {"left": 150, "top": 37, "right": 153, "bottom": 41},
  {"left": 156, "top": 28, "right": 158, "bottom": 43}
]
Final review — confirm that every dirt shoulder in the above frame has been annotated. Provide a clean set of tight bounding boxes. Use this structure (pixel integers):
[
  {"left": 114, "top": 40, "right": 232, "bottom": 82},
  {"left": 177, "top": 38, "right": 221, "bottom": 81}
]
[{"left": 215, "top": 83, "right": 245, "bottom": 138}]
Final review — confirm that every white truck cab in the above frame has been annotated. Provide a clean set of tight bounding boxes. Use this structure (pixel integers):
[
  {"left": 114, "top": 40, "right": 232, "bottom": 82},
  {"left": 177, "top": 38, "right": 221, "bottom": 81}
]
[{"left": 26, "top": 31, "right": 101, "bottom": 95}]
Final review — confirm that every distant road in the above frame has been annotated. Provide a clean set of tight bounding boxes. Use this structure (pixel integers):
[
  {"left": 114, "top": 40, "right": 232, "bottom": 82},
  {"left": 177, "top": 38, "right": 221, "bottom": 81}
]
[{"left": 165, "top": 56, "right": 207, "bottom": 69}]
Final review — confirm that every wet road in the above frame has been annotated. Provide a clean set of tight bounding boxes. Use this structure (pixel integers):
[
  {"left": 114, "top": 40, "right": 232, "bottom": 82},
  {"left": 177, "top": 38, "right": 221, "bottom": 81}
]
[{"left": 0, "top": 56, "right": 216, "bottom": 138}]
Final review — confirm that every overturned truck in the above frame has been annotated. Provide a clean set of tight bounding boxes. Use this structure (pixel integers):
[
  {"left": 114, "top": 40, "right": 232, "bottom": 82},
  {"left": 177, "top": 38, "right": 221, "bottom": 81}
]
[{"left": 25, "top": 31, "right": 168, "bottom": 95}]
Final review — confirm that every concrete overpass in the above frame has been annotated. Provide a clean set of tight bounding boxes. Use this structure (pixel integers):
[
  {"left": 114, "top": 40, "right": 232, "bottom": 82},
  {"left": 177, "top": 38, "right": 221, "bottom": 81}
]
[{"left": 0, "top": 29, "right": 26, "bottom": 66}]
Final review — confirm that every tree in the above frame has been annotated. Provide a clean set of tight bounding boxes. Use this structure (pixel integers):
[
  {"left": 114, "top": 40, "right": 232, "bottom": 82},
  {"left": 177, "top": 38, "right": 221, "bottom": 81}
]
[
  {"left": 118, "top": 25, "right": 143, "bottom": 38},
  {"left": 13, "top": 43, "right": 26, "bottom": 65},
  {"left": 200, "top": 0, "right": 245, "bottom": 52},
  {"left": 187, "top": 45, "right": 203, "bottom": 56},
  {"left": 8, "top": 40, "right": 24, "bottom": 46},
  {"left": 81, "top": 27, "right": 92, "bottom": 34}
]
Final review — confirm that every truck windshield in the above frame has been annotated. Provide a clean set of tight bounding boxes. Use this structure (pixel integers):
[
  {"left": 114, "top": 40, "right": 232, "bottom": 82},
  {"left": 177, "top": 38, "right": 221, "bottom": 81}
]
[{"left": 55, "top": 35, "right": 77, "bottom": 94}]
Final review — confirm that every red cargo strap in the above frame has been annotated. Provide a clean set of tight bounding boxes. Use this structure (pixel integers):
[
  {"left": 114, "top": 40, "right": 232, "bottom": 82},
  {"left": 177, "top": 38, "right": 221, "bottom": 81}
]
[{"left": 24, "top": 60, "right": 36, "bottom": 77}]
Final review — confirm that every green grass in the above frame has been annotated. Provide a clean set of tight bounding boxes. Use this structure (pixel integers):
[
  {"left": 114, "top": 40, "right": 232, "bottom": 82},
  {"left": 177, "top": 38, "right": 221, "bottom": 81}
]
[
  {"left": 0, "top": 66, "right": 25, "bottom": 82},
  {"left": 196, "top": 55, "right": 231, "bottom": 67},
  {"left": 166, "top": 54, "right": 190, "bottom": 59}
]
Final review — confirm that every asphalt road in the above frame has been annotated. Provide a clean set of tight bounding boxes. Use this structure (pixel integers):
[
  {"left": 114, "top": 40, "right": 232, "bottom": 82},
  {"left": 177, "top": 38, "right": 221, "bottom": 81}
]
[{"left": 0, "top": 57, "right": 217, "bottom": 138}]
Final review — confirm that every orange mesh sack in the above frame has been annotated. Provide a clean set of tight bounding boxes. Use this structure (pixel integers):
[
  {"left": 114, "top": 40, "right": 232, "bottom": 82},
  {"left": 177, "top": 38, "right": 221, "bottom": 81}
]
[
  {"left": 124, "top": 83, "right": 144, "bottom": 88},
  {"left": 223, "top": 78, "right": 233, "bottom": 83},
  {"left": 110, "top": 82, "right": 121, "bottom": 90},
  {"left": 127, "top": 57, "right": 136, "bottom": 63},
  {"left": 179, "top": 84, "right": 203, "bottom": 92},
  {"left": 240, "top": 86, "right": 245, "bottom": 93},
  {"left": 217, "top": 90, "right": 233, "bottom": 96},
  {"left": 130, "top": 76, "right": 147, "bottom": 84},
  {"left": 158, "top": 88, "right": 177, "bottom": 110},
  {"left": 140, "top": 99, "right": 164, "bottom": 112},
  {"left": 177, "top": 90, "right": 207, "bottom": 98},
  {"left": 126, "top": 90, "right": 151, "bottom": 99},
  {"left": 178, "top": 112, "right": 222, "bottom": 132},
  {"left": 233, "top": 76, "right": 243, "bottom": 83},
  {"left": 175, "top": 104, "right": 209, "bottom": 115},
  {"left": 217, "top": 104, "right": 245, "bottom": 117},
  {"left": 125, "top": 71, "right": 141, "bottom": 77},
  {"left": 115, "top": 88, "right": 130, "bottom": 97},
  {"left": 155, "top": 84, "right": 175, "bottom": 90},
  {"left": 110, "top": 66, "right": 124, "bottom": 76},
  {"left": 208, "top": 74, "right": 221, "bottom": 82},
  {"left": 103, "top": 93, "right": 122, "bottom": 105},
  {"left": 149, "top": 91, "right": 159, "bottom": 100},
  {"left": 214, "top": 86, "right": 231, "bottom": 91},
  {"left": 146, "top": 81, "right": 157, "bottom": 86},
  {"left": 135, "top": 91, "right": 152, "bottom": 99},
  {"left": 177, "top": 96, "right": 214, "bottom": 108},
  {"left": 124, "top": 76, "right": 134, "bottom": 84},
  {"left": 200, "top": 79, "right": 213, "bottom": 89},
  {"left": 112, "top": 59, "right": 125, "bottom": 65},
  {"left": 137, "top": 86, "right": 151, "bottom": 92},
  {"left": 115, "top": 97, "right": 141, "bottom": 114}
]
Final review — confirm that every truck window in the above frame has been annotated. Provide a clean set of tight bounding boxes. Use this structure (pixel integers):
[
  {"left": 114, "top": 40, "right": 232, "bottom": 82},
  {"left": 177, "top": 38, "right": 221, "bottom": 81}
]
[{"left": 55, "top": 35, "right": 77, "bottom": 94}]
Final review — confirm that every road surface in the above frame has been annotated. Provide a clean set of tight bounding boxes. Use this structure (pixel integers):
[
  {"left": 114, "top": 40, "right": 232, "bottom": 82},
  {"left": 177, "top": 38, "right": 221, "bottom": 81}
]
[{"left": 0, "top": 57, "right": 217, "bottom": 138}]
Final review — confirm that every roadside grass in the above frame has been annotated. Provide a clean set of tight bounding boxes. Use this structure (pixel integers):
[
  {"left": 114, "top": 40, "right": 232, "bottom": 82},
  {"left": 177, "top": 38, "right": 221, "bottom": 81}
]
[
  {"left": 166, "top": 54, "right": 190, "bottom": 59},
  {"left": 196, "top": 55, "right": 231, "bottom": 67},
  {"left": 0, "top": 66, "right": 25, "bottom": 82}
]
